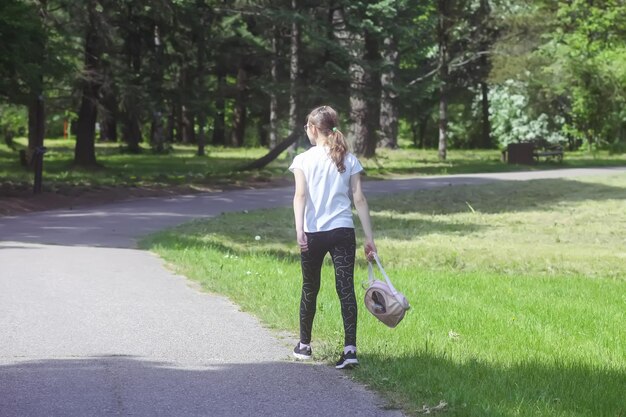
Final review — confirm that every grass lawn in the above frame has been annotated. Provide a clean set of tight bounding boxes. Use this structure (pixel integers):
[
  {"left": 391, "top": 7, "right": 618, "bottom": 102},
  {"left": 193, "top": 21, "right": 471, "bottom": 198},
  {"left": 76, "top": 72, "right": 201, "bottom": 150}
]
[
  {"left": 2, "top": 137, "right": 626, "bottom": 191},
  {"left": 0, "top": 138, "right": 278, "bottom": 190},
  {"left": 140, "top": 172, "right": 626, "bottom": 417}
]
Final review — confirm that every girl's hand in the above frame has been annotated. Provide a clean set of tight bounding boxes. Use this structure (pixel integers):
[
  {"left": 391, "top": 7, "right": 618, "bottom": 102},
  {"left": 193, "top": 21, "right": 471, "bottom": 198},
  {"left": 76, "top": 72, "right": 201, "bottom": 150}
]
[
  {"left": 297, "top": 230, "right": 308, "bottom": 252},
  {"left": 364, "top": 239, "right": 377, "bottom": 261}
]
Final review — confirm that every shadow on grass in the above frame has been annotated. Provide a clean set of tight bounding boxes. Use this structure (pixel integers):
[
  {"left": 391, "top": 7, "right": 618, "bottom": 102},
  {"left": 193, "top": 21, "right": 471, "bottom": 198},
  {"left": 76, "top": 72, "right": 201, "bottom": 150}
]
[
  {"left": 366, "top": 161, "right": 530, "bottom": 178},
  {"left": 357, "top": 351, "right": 626, "bottom": 417},
  {"left": 146, "top": 175, "right": 626, "bottom": 249},
  {"left": 144, "top": 232, "right": 302, "bottom": 264},
  {"left": 364, "top": 154, "right": 626, "bottom": 179},
  {"left": 369, "top": 177, "right": 626, "bottom": 216},
  {"left": 149, "top": 213, "right": 485, "bottom": 250},
  {"left": 0, "top": 356, "right": 397, "bottom": 417}
]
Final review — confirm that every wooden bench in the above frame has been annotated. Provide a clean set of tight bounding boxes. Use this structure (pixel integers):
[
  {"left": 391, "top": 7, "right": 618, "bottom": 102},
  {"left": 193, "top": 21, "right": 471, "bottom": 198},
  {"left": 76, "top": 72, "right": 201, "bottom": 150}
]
[
  {"left": 532, "top": 140, "right": 564, "bottom": 163},
  {"left": 504, "top": 140, "right": 565, "bottom": 165}
]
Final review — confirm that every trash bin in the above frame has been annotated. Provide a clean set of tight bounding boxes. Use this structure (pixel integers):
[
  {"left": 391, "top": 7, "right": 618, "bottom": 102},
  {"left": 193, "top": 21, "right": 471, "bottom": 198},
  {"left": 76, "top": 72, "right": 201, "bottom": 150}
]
[{"left": 506, "top": 143, "right": 534, "bottom": 165}]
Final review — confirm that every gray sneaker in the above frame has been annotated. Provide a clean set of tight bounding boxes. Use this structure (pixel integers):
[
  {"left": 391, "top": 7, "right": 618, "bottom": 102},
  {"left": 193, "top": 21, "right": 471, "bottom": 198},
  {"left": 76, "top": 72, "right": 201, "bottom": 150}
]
[
  {"left": 335, "top": 351, "right": 358, "bottom": 369},
  {"left": 293, "top": 343, "right": 312, "bottom": 360}
]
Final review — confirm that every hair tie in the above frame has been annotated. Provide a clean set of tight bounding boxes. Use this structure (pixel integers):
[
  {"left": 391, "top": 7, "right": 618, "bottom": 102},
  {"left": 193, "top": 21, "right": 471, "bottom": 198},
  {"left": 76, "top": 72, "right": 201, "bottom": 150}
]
[{"left": 332, "top": 127, "right": 338, "bottom": 132}]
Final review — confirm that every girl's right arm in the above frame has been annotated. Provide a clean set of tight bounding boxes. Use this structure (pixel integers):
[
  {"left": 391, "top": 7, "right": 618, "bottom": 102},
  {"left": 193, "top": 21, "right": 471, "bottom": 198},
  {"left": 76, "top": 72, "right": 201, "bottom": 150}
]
[
  {"left": 350, "top": 172, "right": 376, "bottom": 260},
  {"left": 293, "top": 168, "right": 308, "bottom": 252}
]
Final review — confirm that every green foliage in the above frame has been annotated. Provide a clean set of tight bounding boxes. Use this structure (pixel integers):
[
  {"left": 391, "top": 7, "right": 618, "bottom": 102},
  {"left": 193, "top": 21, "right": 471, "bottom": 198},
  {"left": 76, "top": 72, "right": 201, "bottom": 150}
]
[
  {"left": 0, "top": 0, "right": 46, "bottom": 102},
  {"left": 491, "top": 1, "right": 626, "bottom": 151},
  {"left": 488, "top": 80, "right": 567, "bottom": 149},
  {"left": 540, "top": 1, "right": 626, "bottom": 147},
  {"left": 0, "top": 104, "right": 27, "bottom": 136},
  {"left": 1, "top": 0, "right": 625, "bottom": 157}
]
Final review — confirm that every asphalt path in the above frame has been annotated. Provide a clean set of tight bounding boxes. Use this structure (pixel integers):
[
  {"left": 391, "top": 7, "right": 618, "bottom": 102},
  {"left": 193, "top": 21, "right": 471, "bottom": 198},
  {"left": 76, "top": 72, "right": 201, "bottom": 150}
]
[{"left": 1, "top": 167, "right": 624, "bottom": 416}]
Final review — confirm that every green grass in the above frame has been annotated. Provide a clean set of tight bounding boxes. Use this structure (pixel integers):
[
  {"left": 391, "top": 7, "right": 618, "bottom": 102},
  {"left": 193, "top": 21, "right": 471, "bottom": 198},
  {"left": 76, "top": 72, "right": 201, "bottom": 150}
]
[
  {"left": 0, "top": 138, "right": 280, "bottom": 190},
  {"left": 360, "top": 147, "right": 626, "bottom": 179},
  {"left": 140, "top": 172, "right": 626, "bottom": 417},
  {"left": 2, "top": 137, "right": 626, "bottom": 191}
]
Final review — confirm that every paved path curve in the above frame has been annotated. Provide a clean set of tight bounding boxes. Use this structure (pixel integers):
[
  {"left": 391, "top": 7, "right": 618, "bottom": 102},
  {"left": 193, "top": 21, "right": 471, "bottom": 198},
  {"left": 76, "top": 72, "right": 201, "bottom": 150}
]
[{"left": 1, "top": 167, "right": 624, "bottom": 416}]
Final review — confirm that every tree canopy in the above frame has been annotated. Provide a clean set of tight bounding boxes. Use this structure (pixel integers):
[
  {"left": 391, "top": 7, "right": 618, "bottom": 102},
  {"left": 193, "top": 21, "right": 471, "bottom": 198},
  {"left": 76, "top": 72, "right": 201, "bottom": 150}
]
[{"left": 1, "top": 0, "right": 624, "bottom": 167}]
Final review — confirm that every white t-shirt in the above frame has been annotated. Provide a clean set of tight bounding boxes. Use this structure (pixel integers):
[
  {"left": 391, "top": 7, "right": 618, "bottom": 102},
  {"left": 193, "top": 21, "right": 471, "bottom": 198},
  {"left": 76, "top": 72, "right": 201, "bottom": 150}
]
[{"left": 289, "top": 145, "right": 363, "bottom": 233}]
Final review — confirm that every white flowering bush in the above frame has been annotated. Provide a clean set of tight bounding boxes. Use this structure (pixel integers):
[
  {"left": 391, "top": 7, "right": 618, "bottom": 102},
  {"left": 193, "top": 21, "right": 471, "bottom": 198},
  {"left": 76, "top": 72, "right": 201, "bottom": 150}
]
[{"left": 487, "top": 80, "right": 567, "bottom": 149}]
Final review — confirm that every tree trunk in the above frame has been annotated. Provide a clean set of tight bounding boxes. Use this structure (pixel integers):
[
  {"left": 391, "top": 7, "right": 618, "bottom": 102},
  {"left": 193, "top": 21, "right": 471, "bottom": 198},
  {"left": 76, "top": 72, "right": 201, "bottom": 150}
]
[
  {"left": 101, "top": 116, "right": 117, "bottom": 143},
  {"left": 269, "top": 26, "right": 279, "bottom": 149},
  {"left": 259, "top": 112, "right": 269, "bottom": 147},
  {"left": 350, "top": 67, "right": 370, "bottom": 156},
  {"left": 363, "top": 32, "right": 379, "bottom": 157},
  {"left": 195, "top": 5, "right": 207, "bottom": 156},
  {"left": 230, "top": 65, "right": 247, "bottom": 147},
  {"left": 27, "top": 92, "right": 45, "bottom": 165},
  {"left": 438, "top": 85, "right": 448, "bottom": 160},
  {"left": 197, "top": 117, "right": 206, "bottom": 156},
  {"left": 99, "top": 60, "right": 117, "bottom": 142},
  {"left": 22, "top": 0, "right": 46, "bottom": 175},
  {"left": 74, "top": 3, "right": 103, "bottom": 167},
  {"left": 478, "top": 0, "right": 492, "bottom": 149},
  {"left": 150, "top": 114, "right": 164, "bottom": 152},
  {"left": 121, "top": 4, "right": 142, "bottom": 153},
  {"left": 332, "top": 7, "right": 372, "bottom": 157},
  {"left": 182, "top": 105, "right": 195, "bottom": 144},
  {"left": 150, "top": 24, "right": 166, "bottom": 153},
  {"left": 4, "top": 128, "right": 15, "bottom": 150},
  {"left": 212, "top": 69, "right": 226, "bottom": 146},
  {"left": 180, "top": 65, "right": 195, "bottom": 144},
  {"left": 75, "top": 88, "right": 100, "bottom": 165},
  {"left": 437, "top": 0, "right": 449, "bottom": 161},
  {"left": 174, "top": 97, "right": 183, "bottom": 143},
  {"left": 238, "top": 130, "right": 299, "bottom": 171},
  {"left": 25, "top": 90, "right": 46, "bottom": 194},
  {"left": 287, "top": 0, "right": 300, "bottom": 158},
  {"left": 100, "top": 89, "right": 117, "bottom": 142},
  {"left": 379, "top": 35, "right": 399, "bottom": 149},
  {"left": 121, "top": 110, "right": 142, "bottom": 152},
  {"left": 165, "top": 109, "right": 174, "bottom": 143},
  {"left": 419, "top": 116, "right": 429, "bottom": 149},
  {"left": 480, "top": 81, "right": 491, "bottom": 148}
]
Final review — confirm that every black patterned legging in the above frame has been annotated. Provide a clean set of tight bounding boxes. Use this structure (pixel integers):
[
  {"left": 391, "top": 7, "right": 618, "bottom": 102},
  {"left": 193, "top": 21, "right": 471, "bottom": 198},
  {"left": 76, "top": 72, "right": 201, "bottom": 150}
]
[{"left": 299, "top": 227, "right": 357, "bottom": 347}]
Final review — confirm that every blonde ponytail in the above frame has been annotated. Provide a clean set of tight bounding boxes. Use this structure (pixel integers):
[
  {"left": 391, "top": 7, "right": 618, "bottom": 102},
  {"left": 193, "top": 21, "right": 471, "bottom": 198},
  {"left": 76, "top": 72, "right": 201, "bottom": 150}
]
[{"left": 328, "top": 129, "right": 347, "bottom": 173}]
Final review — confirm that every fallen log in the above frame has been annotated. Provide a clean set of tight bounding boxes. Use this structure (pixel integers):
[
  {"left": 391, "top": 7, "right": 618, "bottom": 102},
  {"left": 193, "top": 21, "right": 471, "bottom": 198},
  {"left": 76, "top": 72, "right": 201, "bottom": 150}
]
[{"left": 237, "top": 130, "right": 299, "bottom": 171}]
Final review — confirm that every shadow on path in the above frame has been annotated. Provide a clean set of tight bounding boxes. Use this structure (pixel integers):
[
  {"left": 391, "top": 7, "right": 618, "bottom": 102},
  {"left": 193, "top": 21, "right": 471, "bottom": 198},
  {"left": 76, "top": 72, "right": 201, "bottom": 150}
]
[
  {"left": 1, "top": 168, "right": 624, "bottom": 248},
  {"left": 0, "top": 356, "right": 398, "bottom": 417}
]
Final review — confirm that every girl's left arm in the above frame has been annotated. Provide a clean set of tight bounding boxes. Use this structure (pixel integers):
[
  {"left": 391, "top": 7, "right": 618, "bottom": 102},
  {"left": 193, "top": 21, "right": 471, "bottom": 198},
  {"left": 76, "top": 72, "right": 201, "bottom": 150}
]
[{"left": 351, "top": 172, "right": 376, "bottom": 260}]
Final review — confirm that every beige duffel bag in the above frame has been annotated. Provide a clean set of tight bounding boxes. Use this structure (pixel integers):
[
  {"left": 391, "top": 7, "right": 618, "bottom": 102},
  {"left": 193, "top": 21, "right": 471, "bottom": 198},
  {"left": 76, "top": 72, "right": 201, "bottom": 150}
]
[{"left": 364, "top": 253, "right": 410, "bottom": 328}]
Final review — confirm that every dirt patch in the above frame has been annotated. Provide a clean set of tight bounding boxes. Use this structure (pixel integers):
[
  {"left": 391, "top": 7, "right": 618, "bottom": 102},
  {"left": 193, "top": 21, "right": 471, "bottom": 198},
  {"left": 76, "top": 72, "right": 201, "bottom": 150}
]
[{"left": 0, "top": 178, "right": 293, "bottom": 217}]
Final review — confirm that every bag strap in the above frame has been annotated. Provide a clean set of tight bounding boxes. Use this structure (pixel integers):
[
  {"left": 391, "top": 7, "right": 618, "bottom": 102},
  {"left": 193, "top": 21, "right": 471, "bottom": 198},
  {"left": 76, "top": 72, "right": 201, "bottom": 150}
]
[
  {"left": 367, "top": 262, "right": 376, "bottom": 286},
  {"left": 368, "top": 252, "right": 401, "bottom": 298}
]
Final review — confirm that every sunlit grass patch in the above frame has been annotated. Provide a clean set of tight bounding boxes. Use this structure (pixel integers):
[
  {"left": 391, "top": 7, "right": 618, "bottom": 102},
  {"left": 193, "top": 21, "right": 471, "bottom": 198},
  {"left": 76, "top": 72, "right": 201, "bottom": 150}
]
[{"left": 141, "top": 172, "right": 626, "bottom": 417}]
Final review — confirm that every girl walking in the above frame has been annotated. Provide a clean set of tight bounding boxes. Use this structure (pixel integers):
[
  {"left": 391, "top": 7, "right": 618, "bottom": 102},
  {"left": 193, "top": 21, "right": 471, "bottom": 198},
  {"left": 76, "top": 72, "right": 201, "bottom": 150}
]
[{"left": 289, "top": 105, "right": 376, "bottom": 369}]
